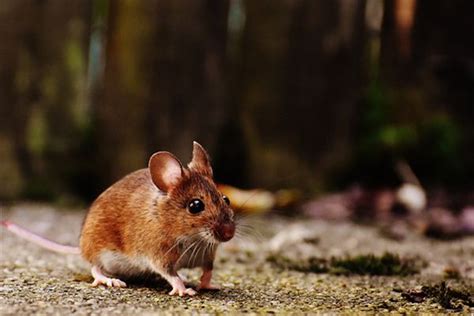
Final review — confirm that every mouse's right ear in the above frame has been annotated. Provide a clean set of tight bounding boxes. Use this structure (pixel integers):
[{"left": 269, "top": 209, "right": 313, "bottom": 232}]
[{"left": 148, "top": 152, "right": 184, "bottom": 192}]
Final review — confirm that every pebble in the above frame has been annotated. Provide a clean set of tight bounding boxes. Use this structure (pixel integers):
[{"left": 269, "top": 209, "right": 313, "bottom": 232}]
[{"left": 1, "top": 205, "right": 473, "bottom": 314}]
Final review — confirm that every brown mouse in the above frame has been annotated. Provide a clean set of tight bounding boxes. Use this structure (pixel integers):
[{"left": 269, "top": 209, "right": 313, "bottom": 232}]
[{"left": 2, "top": 142, "right": 235, "bottom": 296}]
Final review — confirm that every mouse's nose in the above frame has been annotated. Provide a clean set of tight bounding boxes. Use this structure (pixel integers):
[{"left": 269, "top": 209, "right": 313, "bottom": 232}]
[{"left": 214, "top": 222, "right": 235, "bottom": 242}]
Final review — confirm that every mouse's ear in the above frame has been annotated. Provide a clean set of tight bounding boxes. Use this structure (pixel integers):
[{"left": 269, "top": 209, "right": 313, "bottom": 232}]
[
  {"left": 149, "top": 152, "right": 184, "bottom": 192},
  {"left": 188, "top": 141, "right": 213, "bottom": 177}
]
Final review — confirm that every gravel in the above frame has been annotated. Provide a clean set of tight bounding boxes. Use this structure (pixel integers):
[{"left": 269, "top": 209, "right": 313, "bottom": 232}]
[{"left": 1, "top": 203, "right": 473, "bottom": 314}]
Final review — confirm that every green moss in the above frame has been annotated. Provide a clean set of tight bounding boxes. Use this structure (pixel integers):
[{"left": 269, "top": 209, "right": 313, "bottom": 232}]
[
  {"left": 329, "top": 253, "right": 421, "bottom": 276},
  {"left": 267, "top": 252, "right": 423, "bottom": 276},
  {"left": 403, "top": 282, "right": 474, "bottom": 310},
  {"left": 266, "top": 254, "right": 329, "bottom": 273}
]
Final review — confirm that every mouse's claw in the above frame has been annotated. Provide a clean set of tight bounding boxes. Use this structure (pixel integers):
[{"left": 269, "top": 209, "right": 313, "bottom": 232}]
[
  {"left": 91, "top": 276, "right": 127, "bottom": 288},
  {"left": 91, "top": 266, "right": 127, "bottom": 288},
  {"left": 92, "top": 276, "right": 127, "bottom": 288},
  {"left": 167, "top": 275, "right": 197, "bottom": 296}
]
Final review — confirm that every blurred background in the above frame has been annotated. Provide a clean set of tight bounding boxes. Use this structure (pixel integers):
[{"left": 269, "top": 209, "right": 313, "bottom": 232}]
[{"left": 0, "top": 0, "right": 473, "bottom": 214}]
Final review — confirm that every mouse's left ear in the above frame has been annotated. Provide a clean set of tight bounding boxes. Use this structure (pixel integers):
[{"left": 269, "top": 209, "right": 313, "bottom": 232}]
[
  {"left": 149, "top": 152, "right": 184, "bottom": 192},
  {"left": 188, "top": 141, "right": 213, "bottom": 178}
]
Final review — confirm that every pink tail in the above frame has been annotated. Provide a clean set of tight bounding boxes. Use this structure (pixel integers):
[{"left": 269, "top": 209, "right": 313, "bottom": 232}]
[{"left": 1, "top": 220, "right": 80, "bottom": 255}]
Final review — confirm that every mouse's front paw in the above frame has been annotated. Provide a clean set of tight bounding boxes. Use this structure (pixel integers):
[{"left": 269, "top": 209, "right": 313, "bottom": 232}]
[
  {"left": 169, "top": 287, "right": 197, "bottom": 296},
  {"left": 197, "top": 269, "right": 220, "bottom": 291}
]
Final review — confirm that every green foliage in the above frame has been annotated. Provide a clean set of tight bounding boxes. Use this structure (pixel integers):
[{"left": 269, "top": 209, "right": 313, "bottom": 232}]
[
  {"left": 378, "top": 125, "right": 417, "bottom": 150},
  {"left": 422, "top": 116, "right": 461, "bottom": 157},
  {"left": 358, "top": 82, "right": 421, "bottom": 156},
  {"left": 64, "top": 22, "right": 89, "bottom": 129},
  {"left": 26, "top": 108, "right": 48, "bottom": 156},
  {"left": 415, "top": 115, "right": 465, "bottom": 186},
  {"left": 338, "top": 78, "right": 468, "bottom": 188},
  {"left": 92, "top": 0, "right": 109, "bottom": 23}
]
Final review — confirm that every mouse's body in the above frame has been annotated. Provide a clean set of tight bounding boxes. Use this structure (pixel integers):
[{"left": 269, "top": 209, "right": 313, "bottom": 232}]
[
  {"left": 80, "top": 168, "right": 219, "bottom": 293},
  {"left": 3, "top": 142, "right": 235, "bottom": 297},
  {"left": 80, "top": 169, "right": 189, "bottom": 282}
]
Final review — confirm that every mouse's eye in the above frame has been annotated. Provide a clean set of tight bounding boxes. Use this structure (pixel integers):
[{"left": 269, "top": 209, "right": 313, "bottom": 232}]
[
  {"left": 223, "top": 195, "right": 230, "bottom": 206},
  {"left": 188, "top": 199, "right": 205, "bottom": 214}
]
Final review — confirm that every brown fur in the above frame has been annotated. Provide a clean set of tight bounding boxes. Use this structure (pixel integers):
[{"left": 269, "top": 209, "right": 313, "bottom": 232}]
[{"left": 80, "top": 143, "right": 234, "bottom": 281}]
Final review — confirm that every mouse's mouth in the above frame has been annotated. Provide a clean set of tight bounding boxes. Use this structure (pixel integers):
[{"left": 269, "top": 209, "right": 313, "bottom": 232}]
[{"left": 213, "top": 222, "right": 235, "bottom": 242}]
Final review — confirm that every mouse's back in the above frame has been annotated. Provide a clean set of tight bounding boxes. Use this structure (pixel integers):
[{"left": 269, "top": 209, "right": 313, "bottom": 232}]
[{"left": 80, "top": 168, "right": 159, "bottom": 264}]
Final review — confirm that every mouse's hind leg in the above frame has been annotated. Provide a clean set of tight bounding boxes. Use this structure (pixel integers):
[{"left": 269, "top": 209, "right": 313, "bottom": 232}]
[{"left": 91, "top": 266, "right": 127, "bottom": 288}]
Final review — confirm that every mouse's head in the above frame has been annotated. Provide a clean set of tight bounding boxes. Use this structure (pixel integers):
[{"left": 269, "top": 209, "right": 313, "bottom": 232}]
[{"left": 149, "top": 142, "right": 235, "bottom": 243}]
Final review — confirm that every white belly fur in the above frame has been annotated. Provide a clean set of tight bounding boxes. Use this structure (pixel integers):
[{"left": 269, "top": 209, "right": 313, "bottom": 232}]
[{"left": 98, "top": 243, "right": 216, "bottom": 278}]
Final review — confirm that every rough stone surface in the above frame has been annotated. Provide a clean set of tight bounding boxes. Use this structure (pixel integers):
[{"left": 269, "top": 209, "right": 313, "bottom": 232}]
[{"left": 1, "top": 203, "right": 473, "bottom": 314}]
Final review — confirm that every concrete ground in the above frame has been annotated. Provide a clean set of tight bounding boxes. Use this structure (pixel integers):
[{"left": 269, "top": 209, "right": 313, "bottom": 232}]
[{"left": 1, "top": 203, "right": 473, "bottom": 314}]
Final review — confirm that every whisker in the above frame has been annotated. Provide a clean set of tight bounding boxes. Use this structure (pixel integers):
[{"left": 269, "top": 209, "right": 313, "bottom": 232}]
[
  {"left": 236, "top": 215, "right": 267, "bottom": 225},
  {"left": 236, "top": 224, "right": 264, "bottom": 239},
  {"left": 236, "top": 225, "right": 259, "bottom": 232},
  {"left": 198, "top": 237, "right": 210, "bottom": 266},
  {"left": 191, "top": 231, "right": 207, "bottom": 266},
  {"left": 236, "top": 228, "right": 262, "bottom": 238},
  {"left": 177, "top": 239, "right": 199, "bottom": 266},
  {"left": 163, "top": 237, "right": 184, "bottom": 257},
  {"left": 202, "top": 231, "right": 217, "bottom": 265},
  {"left": 201, "top": 238, "right": 210, "bottom": 266},
  {"left": 236, "top": 191, "right": 260, "bottom": 211},
  {"left": 164, "top": 230, "right": 204, "bottom": 257},
  {"left": 234, "top": 229, "right": 264, "bottom": 243},
  {"left": 190, "top": 238, "right": 206, "bottom": 268}
]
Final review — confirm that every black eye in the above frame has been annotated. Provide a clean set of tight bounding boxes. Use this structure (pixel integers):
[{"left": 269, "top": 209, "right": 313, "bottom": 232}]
[
  {"left": 223, "top": 195, "right": 230, "bottom": 206},
  {"left": 188, "top": 199, "right": 205, "bottom": 214}
]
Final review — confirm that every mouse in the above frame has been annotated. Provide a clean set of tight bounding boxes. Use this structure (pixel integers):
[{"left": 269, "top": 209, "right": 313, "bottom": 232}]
[{"left": 1, "top": 142, "right": 236, "bottom": 296}]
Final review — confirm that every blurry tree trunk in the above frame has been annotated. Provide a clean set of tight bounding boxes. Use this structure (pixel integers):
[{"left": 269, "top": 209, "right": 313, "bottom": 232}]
[
  {"left": 0, "top": 2, "right": 26, "bottom": 199},
  {"left": 380, "top": 0, "right": 417, "bottom": 82},
  {"left": 96, "top": 0, "right": 156, "bottom": 186},
  {"left": 238, "top": 0, "right": 367, "bottom": 192},
  {"left": 98, "top": 0, "right": 229, "bottom": 186},
  {"left": 0, "top": 0, "right": 91, "bottom": 200},
  {"left": 148, "top": 0, "right": 230, "bottom": 160}
]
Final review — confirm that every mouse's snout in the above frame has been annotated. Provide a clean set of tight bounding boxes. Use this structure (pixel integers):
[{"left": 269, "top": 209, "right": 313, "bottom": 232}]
[{"left": 213, "top": 221, "right": 235, "bottom": 242}]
